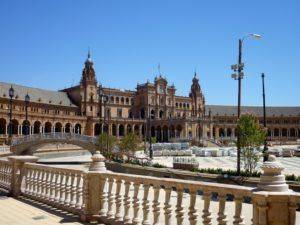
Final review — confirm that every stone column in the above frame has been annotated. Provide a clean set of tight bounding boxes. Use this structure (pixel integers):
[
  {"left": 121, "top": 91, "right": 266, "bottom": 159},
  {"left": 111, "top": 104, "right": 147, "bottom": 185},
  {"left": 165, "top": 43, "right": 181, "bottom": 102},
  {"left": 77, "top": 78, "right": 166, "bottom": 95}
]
[
  {"left": 252, "top": 155, "right": 296, "bottom": 225},
  {"left": 210, "top": 124, "right": 213, "bottom": 139},
  {"left": 8, "top": 156, "right": 39, "bottom": 197},
  {"left": 5, "top": 125, "right": 8, "bottom": 135},
  {"left": 81, "top": 151, "right": 106, "bottom": 222},
  {"left": 116, "top": 124, "right": 119, "bottom": 138}
]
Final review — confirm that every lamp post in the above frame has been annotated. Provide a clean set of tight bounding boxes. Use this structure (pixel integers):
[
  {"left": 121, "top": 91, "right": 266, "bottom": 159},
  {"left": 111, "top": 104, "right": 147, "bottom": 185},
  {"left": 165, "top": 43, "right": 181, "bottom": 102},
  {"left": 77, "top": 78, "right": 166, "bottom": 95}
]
[
  {"left": 262, "top": 73, "right": 268, "bottom": 161},
  {"left": 148, "top": 106, "right": 153, "bottom": 159},
  {"left": 231, "top": 33, "right": 261, "bottom": 175},
  {"left": 103, "top": 95, "right": 109, "bottom": 152},
  {"left": 8, "top": 86, "right": 15, "bottom": 139},
  {"left": 25, "top": 93, "right": 30, "bottom": 135}
]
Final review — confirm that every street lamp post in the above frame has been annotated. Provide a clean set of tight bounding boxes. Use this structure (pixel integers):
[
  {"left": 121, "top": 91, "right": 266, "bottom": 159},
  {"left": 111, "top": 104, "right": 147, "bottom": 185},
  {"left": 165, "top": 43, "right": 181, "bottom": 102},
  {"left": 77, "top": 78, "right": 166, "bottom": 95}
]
[
  {"left": 148, "top": 106, "right": 153, "bottom": 159},
  {"left": 25, "top": 93, "right": 30, "bottom": 135},
  {"left": 103, "top": 95, "right": 109, "bottom": 152},
  {"left": 8, "top": 86, "right": 15, "bottom": 139},
  {"left": 262, "top": 73, "right": 268, "bottom": 161},
  {"left": 231, "top": 33, "right": 261, "bottom": 175}
]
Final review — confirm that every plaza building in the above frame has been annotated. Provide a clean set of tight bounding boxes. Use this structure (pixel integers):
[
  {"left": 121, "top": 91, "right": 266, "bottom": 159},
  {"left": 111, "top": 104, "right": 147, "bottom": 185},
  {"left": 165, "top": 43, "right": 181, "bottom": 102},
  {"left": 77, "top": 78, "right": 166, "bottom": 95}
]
[{"left": 0, "top": 52, "right": 300, "bottom": 144}]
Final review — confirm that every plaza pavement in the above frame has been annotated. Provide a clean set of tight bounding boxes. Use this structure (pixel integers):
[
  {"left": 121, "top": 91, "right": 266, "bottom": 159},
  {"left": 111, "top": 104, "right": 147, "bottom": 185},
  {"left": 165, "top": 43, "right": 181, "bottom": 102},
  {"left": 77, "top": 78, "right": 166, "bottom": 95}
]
[{"left": 153, "top": 156, "right": 300, "bottom": 176}]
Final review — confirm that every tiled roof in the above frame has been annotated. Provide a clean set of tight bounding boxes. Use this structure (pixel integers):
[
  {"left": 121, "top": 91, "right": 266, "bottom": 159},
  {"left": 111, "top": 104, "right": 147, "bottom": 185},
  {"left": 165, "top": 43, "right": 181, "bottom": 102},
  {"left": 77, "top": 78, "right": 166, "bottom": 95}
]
[
  {"left": 0, "top": 82, "right": 76, "bottom": 107},
  {"left": 206, "top": 105, "right": 300, "bottom": 117}
]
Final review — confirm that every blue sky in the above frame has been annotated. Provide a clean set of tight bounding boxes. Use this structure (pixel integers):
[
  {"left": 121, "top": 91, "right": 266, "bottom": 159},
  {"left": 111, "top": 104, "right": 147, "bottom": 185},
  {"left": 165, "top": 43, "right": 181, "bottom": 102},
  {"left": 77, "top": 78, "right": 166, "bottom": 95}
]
[{"left": 0, "top": 0, "right": 299, "bottom": 106}]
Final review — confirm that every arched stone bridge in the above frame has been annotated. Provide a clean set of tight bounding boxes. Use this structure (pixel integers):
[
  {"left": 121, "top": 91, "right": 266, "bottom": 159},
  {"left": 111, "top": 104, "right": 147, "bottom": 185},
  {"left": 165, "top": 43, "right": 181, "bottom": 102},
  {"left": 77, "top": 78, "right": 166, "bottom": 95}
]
[{"left": 11, "top": 133, "right": 99, "bottom": 155}]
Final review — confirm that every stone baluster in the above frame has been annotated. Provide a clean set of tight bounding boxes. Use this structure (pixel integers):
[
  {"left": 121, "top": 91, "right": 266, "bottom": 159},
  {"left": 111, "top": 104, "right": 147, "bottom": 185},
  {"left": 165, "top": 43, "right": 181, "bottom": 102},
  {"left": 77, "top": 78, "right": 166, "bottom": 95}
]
[
  {"left": 40, "top": 170, "right": 48, "bottom": 200},
  {"left": 37, "top": 169, "right": 43, "bottom": 198},
  {"left": 59, "top": 172, "right": 66, "bottom": 205},
  {"left": 233, "top": 195, "right": 244, "bottom": 225},
  {"left": 54, "top": 171, "right": 61, "bottom": 204},
  {"left": 75, "top": 174, "right": 83, "bottom": 210},
  {"left": 176, "top": 187, "right": 185, "bottom": 225},
  {"left": 50, "top": 172, "right": 57, "bottom": 203},
  {"left": 107, "top": 177, "right": 115, "bottom": 219},
  {"left": 81, "top": 173, "right": 88, "bottom": 212},
  {"left": 63, "top": 172, "right": 71, "bottom": 206},
  {"left": 164, "top": 187, "right": 172, "bottom": 225},
  {"left": 152, "top": 184, "right": 161, "bottom": 225},
  {"left": 132, "top": 182, "right": 141, "bottom": 225},
  {"left": 152, "top": 185, "right": 160, "bottom": 225},
  {"left": 142, "top": 183, "right": 150, "bottom": 225},
  {"left": 188, "top": 189, "right": 197, "bottom": 225},
  {"left": 31, "top": 169, "right": 37, "bottom": 197},
  {"left": 202, "top": 190, "right": 212, "bottom": 225},
  {"left": 44, "top": 171, "right": 50, "bottom": 201},
  {"left": 99, "top": 177, "right": 107, "bottom": 217},
  {"left": 123, "top": 180, "right": 131, "bottom": 223},
  {"left": 217, "top": 193, "right": 227, "bottom": 225},
  {"left": 24, "top": 169, "right": 32, "bottom": 195},
  {"left": 115, "top": 179, "right": 123, "bottom": 221},
  {"left": 69, "top": 173, "right": 76, "bottom": 209}
]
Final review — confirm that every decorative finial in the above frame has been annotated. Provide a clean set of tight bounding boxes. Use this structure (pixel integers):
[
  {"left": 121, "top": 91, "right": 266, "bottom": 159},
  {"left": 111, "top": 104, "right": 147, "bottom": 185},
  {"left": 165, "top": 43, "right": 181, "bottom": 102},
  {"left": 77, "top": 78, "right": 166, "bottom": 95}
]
[
  {"left": 88, "top": 47, "right": 91, "bottom": 59},
  {"left": 158, "top": 63, "right": 161, "bottom": 76},
  {"left": 194, "top": 68, "right": 197, "bottom": 77}
]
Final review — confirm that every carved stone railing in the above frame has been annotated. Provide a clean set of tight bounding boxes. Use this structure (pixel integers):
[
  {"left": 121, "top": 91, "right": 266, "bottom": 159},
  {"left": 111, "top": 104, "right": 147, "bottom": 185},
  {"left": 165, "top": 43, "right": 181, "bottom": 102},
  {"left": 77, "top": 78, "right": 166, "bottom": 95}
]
[
  {"left": 0, "top": 159, "right": 12, "bottom": 191},
  {"left": 0, "top": 154, "right": 299, "bottom": 225},
  {"left": 11, "top": 133, "right": 98, "bottom": 146},
  {"left": 22, "top": 163, "right": 85, "bottom": 214}
]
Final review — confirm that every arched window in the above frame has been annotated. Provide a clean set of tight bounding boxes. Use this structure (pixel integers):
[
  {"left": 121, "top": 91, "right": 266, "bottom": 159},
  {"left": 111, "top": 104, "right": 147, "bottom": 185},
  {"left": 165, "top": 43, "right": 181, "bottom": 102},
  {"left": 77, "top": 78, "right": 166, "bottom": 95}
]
[
  {"left": 150, "top": 110, "right": 155, "bottom": 119},
  {"left": 159, "top": 110, "right": 164, "bottom": 118},
  {"left": 110, "top": 96, "right": 114, "bottom": 103}
]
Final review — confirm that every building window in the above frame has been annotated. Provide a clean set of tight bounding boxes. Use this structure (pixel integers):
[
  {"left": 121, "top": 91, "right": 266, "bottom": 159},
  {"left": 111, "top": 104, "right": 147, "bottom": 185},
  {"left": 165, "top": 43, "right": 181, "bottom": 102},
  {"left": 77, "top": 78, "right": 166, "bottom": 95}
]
[
  {"left": 117, "top": 108, "right": 122, "bottom": 118},
  {"left": 90, "top": 106, "right": 93, "bottom": 111}
]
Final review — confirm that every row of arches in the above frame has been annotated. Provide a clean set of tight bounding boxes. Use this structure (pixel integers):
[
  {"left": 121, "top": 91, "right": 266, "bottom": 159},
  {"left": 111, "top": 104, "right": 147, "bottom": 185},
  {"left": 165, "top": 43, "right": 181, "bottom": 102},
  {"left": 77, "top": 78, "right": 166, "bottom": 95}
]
[
  {"left": 93, "top": 123, "right": 183, "bottom": 142},
  {"left": 0, "top": 118, "right": 82, "bottom": 135},
  {"left": 212, "top": 126, "right": 300, "bottom": 140}
]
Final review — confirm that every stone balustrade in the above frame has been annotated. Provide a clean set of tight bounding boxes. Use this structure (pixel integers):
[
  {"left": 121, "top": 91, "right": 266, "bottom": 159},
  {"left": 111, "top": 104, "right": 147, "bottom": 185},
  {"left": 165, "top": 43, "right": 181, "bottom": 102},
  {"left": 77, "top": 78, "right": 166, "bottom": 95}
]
[
  {"left": 22, "top": 163, "right": 85, "bottom": 214},
  {"left": 0, "top": 154, "right": 299, "bottom": 225},
  {"left": 0, "top": 159, "right": 12, "bottom": 190}
]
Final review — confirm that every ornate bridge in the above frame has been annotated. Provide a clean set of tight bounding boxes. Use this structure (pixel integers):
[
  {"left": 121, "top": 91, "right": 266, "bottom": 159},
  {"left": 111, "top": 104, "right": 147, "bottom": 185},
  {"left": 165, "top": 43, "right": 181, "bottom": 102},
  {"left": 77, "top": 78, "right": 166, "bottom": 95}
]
[{"left": 10, "top": 133, "right": 99, "bottom": 155}]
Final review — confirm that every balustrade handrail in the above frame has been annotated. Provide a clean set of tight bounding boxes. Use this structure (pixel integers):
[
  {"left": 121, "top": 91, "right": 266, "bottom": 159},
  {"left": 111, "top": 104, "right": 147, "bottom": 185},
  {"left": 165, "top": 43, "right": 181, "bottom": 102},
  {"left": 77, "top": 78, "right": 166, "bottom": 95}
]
[
  {"left": 11, "top": 132, "right": 99, "bottom": 146},
  {"left": 24, "top": 162, "right": 85, "bottom": 175},
  {"left": 0, "top": 158, "right": 299, "bottom": 224},
  {"left": 100, "top": 170, "right": 253, "bottom": 196}
]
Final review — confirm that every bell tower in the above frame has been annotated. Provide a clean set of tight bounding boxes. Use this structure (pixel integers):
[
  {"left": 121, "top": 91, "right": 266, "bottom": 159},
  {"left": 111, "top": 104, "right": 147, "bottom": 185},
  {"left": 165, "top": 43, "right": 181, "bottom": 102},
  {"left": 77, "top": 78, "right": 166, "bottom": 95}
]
[
  {"left": 189, "top": 72, "right": 205, "bottom": 117},
  {"left": 80, "top": 50, "right": 98, "bottom": 117}
]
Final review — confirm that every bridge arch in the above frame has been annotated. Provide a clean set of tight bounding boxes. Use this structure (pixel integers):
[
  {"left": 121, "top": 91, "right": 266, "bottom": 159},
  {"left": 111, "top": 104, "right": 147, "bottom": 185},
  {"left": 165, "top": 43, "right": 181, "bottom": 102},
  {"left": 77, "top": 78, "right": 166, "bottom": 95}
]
[{"left": 11, "top": 133, "right": 99, "bottom": 155}]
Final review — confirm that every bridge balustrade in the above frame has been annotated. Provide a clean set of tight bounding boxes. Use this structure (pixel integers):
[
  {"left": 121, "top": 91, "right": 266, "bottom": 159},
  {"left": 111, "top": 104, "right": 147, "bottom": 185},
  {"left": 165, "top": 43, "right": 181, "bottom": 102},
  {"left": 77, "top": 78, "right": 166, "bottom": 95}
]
[
  {"left": 0, "top": 155, "right": 299, "bottom": 225},
  {"left": 11, "top": 132, "right": 99, "bottom": 146}
]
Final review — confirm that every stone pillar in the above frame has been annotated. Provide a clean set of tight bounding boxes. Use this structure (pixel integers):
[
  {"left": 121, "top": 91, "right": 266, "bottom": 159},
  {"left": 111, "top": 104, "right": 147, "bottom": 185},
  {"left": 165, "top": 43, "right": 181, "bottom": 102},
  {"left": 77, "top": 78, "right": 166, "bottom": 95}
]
[
  {"left": 252, "top": 155, "right": 296, "bottom": 225},
  {"left": 210, "top": 124, "right": 213, "bottom": 139},
  {"left": 8, "top": 156, "right": 39, "bottom": 197},
  {"left": 18, "top": 125, "right": 21, "bottom": 135},
  {"left": 81, "top": 151, "right": 106, "bottom": 222},
  {"left": 116, "top": 124, "right": 119, "bottom": 138},
  {"left": 5, "top": 125, "right": 8, "bottom": 135}
]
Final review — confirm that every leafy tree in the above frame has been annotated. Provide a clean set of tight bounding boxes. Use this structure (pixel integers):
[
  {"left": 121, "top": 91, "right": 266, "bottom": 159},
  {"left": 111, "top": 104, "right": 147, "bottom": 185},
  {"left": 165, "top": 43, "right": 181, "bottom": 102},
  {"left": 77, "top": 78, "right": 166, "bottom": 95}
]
[
  {"left": 236, "top": 114, "right": 266, "bottom": 173},
  {"left": 98, "top": 133, "right": 117, "bottom": 157},
  {"left": 118, "top": 133, "right": 141, "bottom": 160}
]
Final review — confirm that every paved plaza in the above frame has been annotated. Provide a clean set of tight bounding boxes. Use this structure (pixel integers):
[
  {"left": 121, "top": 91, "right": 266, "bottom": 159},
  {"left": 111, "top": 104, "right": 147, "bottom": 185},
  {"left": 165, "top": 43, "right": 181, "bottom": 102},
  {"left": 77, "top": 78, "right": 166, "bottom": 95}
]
[{"left": 153, "top": 156, "right": 300, "bottom": 175}]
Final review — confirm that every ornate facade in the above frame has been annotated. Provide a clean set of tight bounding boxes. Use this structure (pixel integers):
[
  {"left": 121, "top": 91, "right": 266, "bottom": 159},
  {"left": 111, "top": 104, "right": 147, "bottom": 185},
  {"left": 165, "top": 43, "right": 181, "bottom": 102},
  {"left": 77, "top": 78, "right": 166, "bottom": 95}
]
[{"left": 1, "top": 52, "right": 300, "bottom": 143}]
